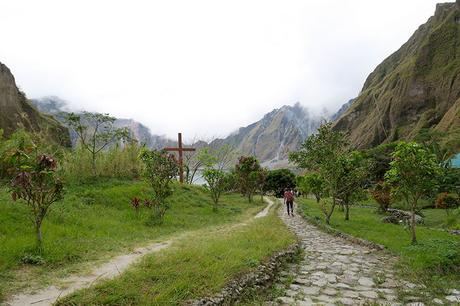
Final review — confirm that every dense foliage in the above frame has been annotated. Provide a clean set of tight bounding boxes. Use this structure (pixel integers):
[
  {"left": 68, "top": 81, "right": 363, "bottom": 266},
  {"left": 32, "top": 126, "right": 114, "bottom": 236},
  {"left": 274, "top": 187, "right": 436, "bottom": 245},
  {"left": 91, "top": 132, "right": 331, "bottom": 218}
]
[
  {"left": 297, "top": 173, "right": 326, "bottom": 203},
  {"left": 385, "top": 141, "right": 442, "bottom": 244},
  {"left": 139, "top": 149, "right": 179, "bottom": 224},
  {"left": 335, "top": 151, "right": 368, "bottom": 221},
  {"left": 4, "top": 135, "right": 63, "bottom": 251},
  {"left": 290, "top": 123, "right": 349, "bottom": 224},
  {"left": 234, "top": 156, "right": 262, "bottom": 202},
  {"left": 202, "top": 169, "right": 227, "bottom": 211},
  {"left": 264, "top": 169, "right": 296, "bottom": 197},
  {"left": 370, "top": 181, "right": 392, "bottom": 213}
]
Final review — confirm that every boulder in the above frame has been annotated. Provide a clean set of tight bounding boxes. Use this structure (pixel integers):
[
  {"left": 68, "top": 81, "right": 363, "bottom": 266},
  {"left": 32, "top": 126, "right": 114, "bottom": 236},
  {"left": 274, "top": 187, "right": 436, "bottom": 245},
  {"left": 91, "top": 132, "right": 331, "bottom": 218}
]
[{"left": 381, "top": 209, "right": 423, "bottom": 225}]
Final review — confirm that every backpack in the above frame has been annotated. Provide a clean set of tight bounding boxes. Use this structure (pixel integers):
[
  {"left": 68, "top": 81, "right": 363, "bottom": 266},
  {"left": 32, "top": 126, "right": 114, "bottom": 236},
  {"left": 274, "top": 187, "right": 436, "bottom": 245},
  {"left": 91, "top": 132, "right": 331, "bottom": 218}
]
[{"left": 285, "top": 190, "right": 294, "bottom": 201}]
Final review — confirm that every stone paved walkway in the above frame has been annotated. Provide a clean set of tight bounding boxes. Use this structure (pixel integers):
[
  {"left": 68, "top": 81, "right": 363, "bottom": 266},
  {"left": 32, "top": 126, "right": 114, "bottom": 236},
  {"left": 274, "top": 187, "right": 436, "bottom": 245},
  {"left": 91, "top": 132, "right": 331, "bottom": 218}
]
[{"left": 271, "top": 202, "right": 460, "bottom": 306}]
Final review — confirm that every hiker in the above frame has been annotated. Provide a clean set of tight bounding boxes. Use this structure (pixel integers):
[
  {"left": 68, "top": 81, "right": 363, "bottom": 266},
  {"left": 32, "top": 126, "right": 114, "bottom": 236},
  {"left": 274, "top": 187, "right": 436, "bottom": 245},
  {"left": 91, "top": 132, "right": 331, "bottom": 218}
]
[{"left": 283, "top": 188, "right": 295, "bottom": 216}]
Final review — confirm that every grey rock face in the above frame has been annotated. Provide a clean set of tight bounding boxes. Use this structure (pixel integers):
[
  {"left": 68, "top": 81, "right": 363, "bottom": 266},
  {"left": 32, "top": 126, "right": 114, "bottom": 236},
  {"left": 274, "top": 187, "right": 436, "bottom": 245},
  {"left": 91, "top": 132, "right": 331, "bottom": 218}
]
[{"left": 210, "top": 103, "right": 323, "bottom": 168}]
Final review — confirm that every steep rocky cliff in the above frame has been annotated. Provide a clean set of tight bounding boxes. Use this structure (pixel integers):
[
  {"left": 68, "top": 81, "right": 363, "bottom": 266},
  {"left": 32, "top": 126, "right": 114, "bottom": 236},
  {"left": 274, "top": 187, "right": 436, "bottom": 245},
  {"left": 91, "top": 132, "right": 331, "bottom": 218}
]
[
  {"left": 211, "top": 103, "right": 322, "bottom": 168},
  {"left": 0, "top": 62, "right": 70, "bottom": 146},
  {"left": 333, "top": 2, "right": 460, "bottom": 150}
]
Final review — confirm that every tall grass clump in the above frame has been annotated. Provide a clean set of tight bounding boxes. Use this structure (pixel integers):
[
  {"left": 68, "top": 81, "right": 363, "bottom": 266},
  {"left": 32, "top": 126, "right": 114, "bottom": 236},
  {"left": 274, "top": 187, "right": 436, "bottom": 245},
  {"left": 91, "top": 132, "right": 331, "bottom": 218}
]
[{"left": 60, "top": 142, "right": 143, "bottom": 183}]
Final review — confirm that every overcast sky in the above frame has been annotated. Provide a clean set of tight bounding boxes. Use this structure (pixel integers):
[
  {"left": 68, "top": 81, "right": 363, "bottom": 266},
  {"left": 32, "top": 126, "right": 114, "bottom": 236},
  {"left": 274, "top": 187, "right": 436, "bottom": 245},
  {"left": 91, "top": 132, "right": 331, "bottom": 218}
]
[{"left": 0, "top": 0, "right": 446, "bottom": 140}]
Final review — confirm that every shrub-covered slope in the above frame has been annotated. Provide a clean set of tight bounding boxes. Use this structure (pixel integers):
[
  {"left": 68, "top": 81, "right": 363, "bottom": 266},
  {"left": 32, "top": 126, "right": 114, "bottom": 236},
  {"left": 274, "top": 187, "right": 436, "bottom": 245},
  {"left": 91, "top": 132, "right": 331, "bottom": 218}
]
[{"left": 333, "top": 2, "right": 460, "bottom": 150}]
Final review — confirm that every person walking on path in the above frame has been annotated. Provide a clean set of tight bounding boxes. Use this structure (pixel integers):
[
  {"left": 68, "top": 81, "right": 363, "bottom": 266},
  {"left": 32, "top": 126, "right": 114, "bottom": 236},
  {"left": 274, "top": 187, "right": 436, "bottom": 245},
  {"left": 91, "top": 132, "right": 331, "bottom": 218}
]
[{"left": 283, "top": 188, "right": 295, "bottom": 216}]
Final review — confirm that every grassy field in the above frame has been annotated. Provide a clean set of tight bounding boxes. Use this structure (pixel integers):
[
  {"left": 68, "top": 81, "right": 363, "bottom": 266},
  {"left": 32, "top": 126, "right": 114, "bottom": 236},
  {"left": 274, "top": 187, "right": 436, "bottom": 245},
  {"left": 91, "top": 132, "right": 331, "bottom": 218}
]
[
  {"left": 297, "top": 198, "right": 460, "bottom": 296},
  {"left": 422, "top": 208, "right": 460, "bottom": 230},
  {"left": 360, "top": 198, "right": 460, "bottom": 230},
  {"left": 0, "top": 179, "right": 265, "bottom": 302},
  {"left": 56, "top": 205, "right": 295, "bottom": 305}
]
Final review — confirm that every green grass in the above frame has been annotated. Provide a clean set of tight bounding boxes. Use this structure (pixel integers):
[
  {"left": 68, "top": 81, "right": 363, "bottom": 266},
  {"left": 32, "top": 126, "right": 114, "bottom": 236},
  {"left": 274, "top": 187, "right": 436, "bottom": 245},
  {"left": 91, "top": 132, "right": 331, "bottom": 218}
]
[
  {"left": 359, "top": 197, "right": 460, "bottom": 230},
  {"left": 56, "top": 207, "right": 295, "bottom": 305},
  {"left": 0, "top": 179, "right": 265, "bottom": 301},
  {"left": 423, "top": 208, "right": 460, "bottom": 230},
  {"left": 298, "top": 198, "right": 460, "bottom": 297}
]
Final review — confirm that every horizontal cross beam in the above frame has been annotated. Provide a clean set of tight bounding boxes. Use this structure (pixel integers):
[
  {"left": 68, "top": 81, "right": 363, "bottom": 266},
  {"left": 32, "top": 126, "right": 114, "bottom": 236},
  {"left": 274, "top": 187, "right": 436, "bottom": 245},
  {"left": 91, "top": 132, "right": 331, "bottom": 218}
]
[
  {"left": 163, "top": 133, "right": 196, "bottom": 183},
  {"left": 164, "top": 147, "right": 196, "bottom": 152}
]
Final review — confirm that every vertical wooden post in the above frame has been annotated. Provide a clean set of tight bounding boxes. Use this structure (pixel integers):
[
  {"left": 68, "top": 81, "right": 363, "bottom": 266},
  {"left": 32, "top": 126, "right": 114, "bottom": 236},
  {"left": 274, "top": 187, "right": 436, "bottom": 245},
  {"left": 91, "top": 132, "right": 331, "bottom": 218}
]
[
  {"left": 164, "top": 133, "right": 195, "bottom": 184},
  {"left": 178, "top": 133, "right": 184, "bottom": 183}
]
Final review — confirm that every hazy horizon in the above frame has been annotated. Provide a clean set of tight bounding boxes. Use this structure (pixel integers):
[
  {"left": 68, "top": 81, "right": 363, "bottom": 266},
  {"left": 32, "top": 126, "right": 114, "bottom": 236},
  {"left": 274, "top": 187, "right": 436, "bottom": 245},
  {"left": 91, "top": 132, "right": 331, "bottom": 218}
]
[{"left": 0, "top": 0, "right": 447, "bottom": 140}]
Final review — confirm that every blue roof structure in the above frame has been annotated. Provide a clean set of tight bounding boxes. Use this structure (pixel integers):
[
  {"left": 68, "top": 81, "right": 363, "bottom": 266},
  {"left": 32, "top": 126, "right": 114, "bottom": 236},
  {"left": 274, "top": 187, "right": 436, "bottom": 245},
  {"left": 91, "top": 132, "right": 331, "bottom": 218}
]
[{"left": 451, "top": 153, "right": 460, "bottom": 168}]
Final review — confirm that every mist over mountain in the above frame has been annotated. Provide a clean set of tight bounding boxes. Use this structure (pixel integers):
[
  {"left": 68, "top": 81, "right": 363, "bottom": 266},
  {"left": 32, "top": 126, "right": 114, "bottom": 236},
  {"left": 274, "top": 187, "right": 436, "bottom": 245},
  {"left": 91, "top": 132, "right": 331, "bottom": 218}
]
[
  {"left": 30, "top": 97, "right": 327, "bottom": 167},
  {"left": 30, "top": 97, "right": 175, "bottom": 149},
  {"left": 210, "top": 103, "right": 324, "bottom": 168}
]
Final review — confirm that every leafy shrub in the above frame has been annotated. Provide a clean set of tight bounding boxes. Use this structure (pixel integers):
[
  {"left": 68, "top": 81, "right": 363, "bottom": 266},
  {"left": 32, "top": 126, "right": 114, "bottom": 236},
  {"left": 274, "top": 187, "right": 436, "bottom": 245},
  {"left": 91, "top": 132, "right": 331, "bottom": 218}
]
[
  {"left": 8, "top": 142, "right": 64, "bottom": 251},
  {"left": 139, "top": 149, "right": 178, "bottom": 225},
  {"left": 370, "top": 181, "right": 392, "bottom": 213},
  {"left": 21, "top": 253, "right": 45, "bottom": 265},
  {"left": 202, "top": 169, "right": 227, "bottom": 211},
  {"left": 0, "top": 129, "right": 62, "bottom": 180},
  {"left": 435, "top": 192, "right": 460, "bottom": 214}
]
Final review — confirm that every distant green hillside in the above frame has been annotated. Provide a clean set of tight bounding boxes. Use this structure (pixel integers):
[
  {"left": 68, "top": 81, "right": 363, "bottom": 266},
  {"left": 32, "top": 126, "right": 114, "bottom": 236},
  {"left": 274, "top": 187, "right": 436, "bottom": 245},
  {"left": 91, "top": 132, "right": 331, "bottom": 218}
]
[
  {"left": 334, "top": 1, "right": 460, "bottom": 151},
  {"left": 0, "top": 62, "right": 70, "bottom": 146}
]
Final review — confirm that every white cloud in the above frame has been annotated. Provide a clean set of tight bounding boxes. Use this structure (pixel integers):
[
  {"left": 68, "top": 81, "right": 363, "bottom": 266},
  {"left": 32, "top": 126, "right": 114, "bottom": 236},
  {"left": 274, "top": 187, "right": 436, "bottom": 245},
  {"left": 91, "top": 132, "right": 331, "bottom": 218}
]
[{"left": 0, "top": 0, "right": 445, "bottom": 140}]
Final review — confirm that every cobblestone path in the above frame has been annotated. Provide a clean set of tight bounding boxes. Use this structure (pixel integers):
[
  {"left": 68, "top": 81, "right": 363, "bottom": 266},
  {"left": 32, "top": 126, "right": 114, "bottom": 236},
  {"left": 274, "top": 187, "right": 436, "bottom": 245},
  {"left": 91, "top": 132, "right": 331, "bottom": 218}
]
[{"left": 271, "top": 202, "right": 460, "bottom": 306}]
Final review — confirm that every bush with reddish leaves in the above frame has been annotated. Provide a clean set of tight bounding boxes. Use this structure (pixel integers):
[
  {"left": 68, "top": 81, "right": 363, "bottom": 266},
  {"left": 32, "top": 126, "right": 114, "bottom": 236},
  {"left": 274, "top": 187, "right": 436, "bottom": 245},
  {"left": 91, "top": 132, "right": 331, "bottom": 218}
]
[
  {"left": 370, "top": 181, "right": 392, "bottom": 213},
  {"left": 435, "top": 192, "right": 460, "bottom": 215},
  {"left": 8, "top": 148, "right": 64, "bottom": 251}
]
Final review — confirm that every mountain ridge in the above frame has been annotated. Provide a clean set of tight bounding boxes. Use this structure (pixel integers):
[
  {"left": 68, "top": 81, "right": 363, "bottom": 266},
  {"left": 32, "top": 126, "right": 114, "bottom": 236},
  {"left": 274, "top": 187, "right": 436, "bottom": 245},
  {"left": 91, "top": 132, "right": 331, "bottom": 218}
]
[
  {"left": 30, "top": 96, "right": 175, "bottom": 149},
  {"left": 210, "top": 103, "right": 323, "bottom": 168},
  {"left": 31, "top": 97, "right": 324, "bottom": 168},
  {"left": 333, "top": 1, "right": 460, "bottom": 150}
]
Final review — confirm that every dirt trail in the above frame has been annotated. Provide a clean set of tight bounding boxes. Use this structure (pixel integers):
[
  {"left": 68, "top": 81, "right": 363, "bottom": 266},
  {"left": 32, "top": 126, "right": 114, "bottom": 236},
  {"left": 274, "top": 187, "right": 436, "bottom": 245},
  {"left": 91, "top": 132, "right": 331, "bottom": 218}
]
[
  {"left": 5, "top": 242, "right": 170, "bottom": 306},
  {"left": 255, "top": 197, "right": 275, "bottom": 218},
  {"left": 4, "top": 199, "right": 274, "bottom": 306}
]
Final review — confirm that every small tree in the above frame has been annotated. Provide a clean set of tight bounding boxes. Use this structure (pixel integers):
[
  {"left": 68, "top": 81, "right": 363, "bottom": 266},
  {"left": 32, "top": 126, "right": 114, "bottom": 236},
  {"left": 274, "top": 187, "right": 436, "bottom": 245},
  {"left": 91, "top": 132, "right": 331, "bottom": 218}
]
[
  {"left": 299, "top": 172, "right": 326, "bottom": 203},
  {"left": 385, "top": 141, "right": 441, "bottom": 244},
  {"left": 336, "top": 151, "right": 368, "bottom": 221},
  {"left": 202, "top": 169, "right": 227, "bottom": 211},
  {"left": 234, "top": 156, "right": 262, "bottom": 202},
  {"left": 212, "top": 144, "right": 238, "bottom": 171},
  {"left": 9, "top": 151, "right": 63, "bottom": 251},
  {"left": 289, "top": 123, "right": 347, "bottom": 224},
  {"left": 265, "top": 169, "right": 296, "bottom": 197},
  {"left": 257, "top": 168, "right": 269, "bottom": 202},
  {"left": 139, "top": 149, "right": 178, "bottom": 224},
  {"left": 184, "top": 147, "right": 215, "bottom": 184},
  {"left": 65, "top": 112, "right": 129, "bottom": 176}
]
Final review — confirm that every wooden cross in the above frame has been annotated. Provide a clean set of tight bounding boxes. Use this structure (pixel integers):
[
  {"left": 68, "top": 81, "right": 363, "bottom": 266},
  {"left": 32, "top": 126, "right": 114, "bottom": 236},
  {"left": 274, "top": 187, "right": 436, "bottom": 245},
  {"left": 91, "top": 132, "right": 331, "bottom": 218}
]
[{"left": 164, "top": 133, "right": 195, "bottom": 183}]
